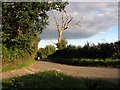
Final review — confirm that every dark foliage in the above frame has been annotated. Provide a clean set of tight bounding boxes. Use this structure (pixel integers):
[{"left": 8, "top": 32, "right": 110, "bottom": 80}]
[
  {"left": 48, "top": 41, "right": 120, "bottom": 59},
  {"left": 2, "top": 2, "right": 68, "bottom": 64}
]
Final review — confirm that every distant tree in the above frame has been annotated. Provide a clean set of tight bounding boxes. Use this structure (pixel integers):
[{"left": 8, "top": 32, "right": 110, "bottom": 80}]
[
  {"left": 37, "top": 45, "right": 56, "bottom": 59},
  {"left": 45, "top": 45, "right": 56, "bottom": 55}
]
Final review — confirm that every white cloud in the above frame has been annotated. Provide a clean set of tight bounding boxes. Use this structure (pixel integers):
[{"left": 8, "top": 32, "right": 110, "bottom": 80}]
[
  {"left": 40, "top": 2, "right": 118, "bottom": 40},
  {"left": 97, "top": 14, "right": 104, "bottom": 17},
  {"left": 71, "top": 11, "right": 78, "bottom": 16},
  {"left": 105, "top": 11, "right": 111, "bottom": 14},
  {"left": 99, "top": 31, "right": 105, "bottom": 34}
]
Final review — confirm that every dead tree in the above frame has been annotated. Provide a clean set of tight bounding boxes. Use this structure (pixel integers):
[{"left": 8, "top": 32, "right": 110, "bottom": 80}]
[{"left": 51, "top": 8, "right": 82, "bottom": 48}]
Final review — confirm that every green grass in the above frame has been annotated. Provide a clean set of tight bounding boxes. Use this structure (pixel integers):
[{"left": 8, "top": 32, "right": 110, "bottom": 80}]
[
  {"left": 2, "top": 70, "right": 119, "bottom": 88},
  {"left": 48, "top": 56, "right": 120, "bottom": 68},
  {"left": 2, "top": 60, "right": 37, "bottom": 72}
]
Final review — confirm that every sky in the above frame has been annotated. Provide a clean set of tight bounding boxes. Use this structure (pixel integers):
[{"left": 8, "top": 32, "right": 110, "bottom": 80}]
[{"left": 38, "top": 1, "right": 118, "bottom": 48}]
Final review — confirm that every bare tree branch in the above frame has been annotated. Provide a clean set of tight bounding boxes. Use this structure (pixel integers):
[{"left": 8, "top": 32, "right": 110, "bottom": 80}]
[
  {"left": 52, "top": 11, "right": 60, "bottom": 32},
  {"left": 67, "top": 17, "right": 82, "bottom": 29},
  {"left": 76, "top": 24, "right": 81, "bottom": 27},
  {"left": 48, "top": 38, "right": 57, "bottom": 45},
  {"left": 64, "top": 11, "right": 69, "bottom": 19},
  {"left": 67, "top": 16, "right": 73, "bottom": 27},
  {"left": 62, "top": 12, "right": 64, "bottom": 29},
  {"left": 63, "top": 11, "right": 70, "bottom": 31}
]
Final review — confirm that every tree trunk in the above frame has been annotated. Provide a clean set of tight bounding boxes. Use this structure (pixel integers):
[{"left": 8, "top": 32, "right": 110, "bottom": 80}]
[{"left": 57, "top": 31, "right": 62, "bottom": 47}]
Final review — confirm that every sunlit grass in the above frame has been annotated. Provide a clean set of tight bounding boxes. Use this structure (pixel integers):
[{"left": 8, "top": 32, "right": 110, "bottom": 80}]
[
  {"left": 2, "top": 60, "right": 37, "bottom": 72},
  {"left": 48, "top": 57, "right": 120, "bottom": 68},
  {"left": 2, "top": 70, "right": 119, "bottom": 88}
]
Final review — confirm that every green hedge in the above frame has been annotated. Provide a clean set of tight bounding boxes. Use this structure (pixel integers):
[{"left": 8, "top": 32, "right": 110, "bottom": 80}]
[
  {"left": 37, "top": 45, "right": 56, "bottom": 59},
  {"left": 48, "top": 56, "right": 120, "bottom": 68},
  {"left": 49, "top": 41, "right": 120, "bottom": 59}
]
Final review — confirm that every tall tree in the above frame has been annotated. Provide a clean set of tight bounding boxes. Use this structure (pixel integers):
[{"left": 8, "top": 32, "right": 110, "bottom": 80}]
[
  {"left": 52, "top": 8, "right": 82, "bottom": 48},
  {"left": 2, "top": 2, "right": 68, "bottom": 63}
]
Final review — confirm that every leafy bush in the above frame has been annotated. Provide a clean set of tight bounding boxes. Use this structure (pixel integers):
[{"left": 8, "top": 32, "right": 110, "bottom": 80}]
[
  {"left": 67, "top": 45, "right": 76, "bottom": 50},
  {"left": 111, "top": 50, "right": 120, "bottom": 59},
  {"left": 45, "top": 45, "right": 56, "bottom": 55},
  {"left": 37, "top": 45, "right": 56, "bottom": 59},
  {"left": 58, "top": 38, "right": 68, "bottom": 50}
]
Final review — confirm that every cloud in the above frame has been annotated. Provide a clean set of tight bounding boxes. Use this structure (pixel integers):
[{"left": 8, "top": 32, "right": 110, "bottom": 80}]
[
  {"left": 99, "top": 31, "right": 105, "bottom": 34},
  {"left": 70, "top": 11, "right": 79, "bottom": 16},
  {"left": 97, "top": 14, "right": 104, "bottom": 17},
  {"left": 40, "top": 2, "right": 118, "bottom": 40}
]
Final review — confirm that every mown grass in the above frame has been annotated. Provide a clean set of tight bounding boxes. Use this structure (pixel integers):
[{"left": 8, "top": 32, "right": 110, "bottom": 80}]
[
  {"left": 2, "top": 70, "right": 119, "bottom": 89},
  {"left": 2, "top": 60, "right": 37, "bottom": 72},
  {"left": 48, "top": 56, "right": 120, "bottom": 68}
]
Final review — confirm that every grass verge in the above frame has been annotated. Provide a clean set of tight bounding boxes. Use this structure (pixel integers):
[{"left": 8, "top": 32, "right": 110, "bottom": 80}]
[
  {"left": 2, "top": 60, "right": 37, "bottom": 72},
  {"left": 2, "top": 70, "right": 119, "bottom": 88},
  {"left": 48, "top": 56, "right": 120, "bottom": 68}
]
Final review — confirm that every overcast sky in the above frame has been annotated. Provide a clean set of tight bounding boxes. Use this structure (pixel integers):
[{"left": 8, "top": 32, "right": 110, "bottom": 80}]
[{"left": 38, "top": 2, "right": 118, "bottom": 48}]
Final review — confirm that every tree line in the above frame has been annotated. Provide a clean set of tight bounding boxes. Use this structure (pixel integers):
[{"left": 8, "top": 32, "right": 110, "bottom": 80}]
[{"left": 48, "top": 40, "right": 120, "bottom": 59}]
